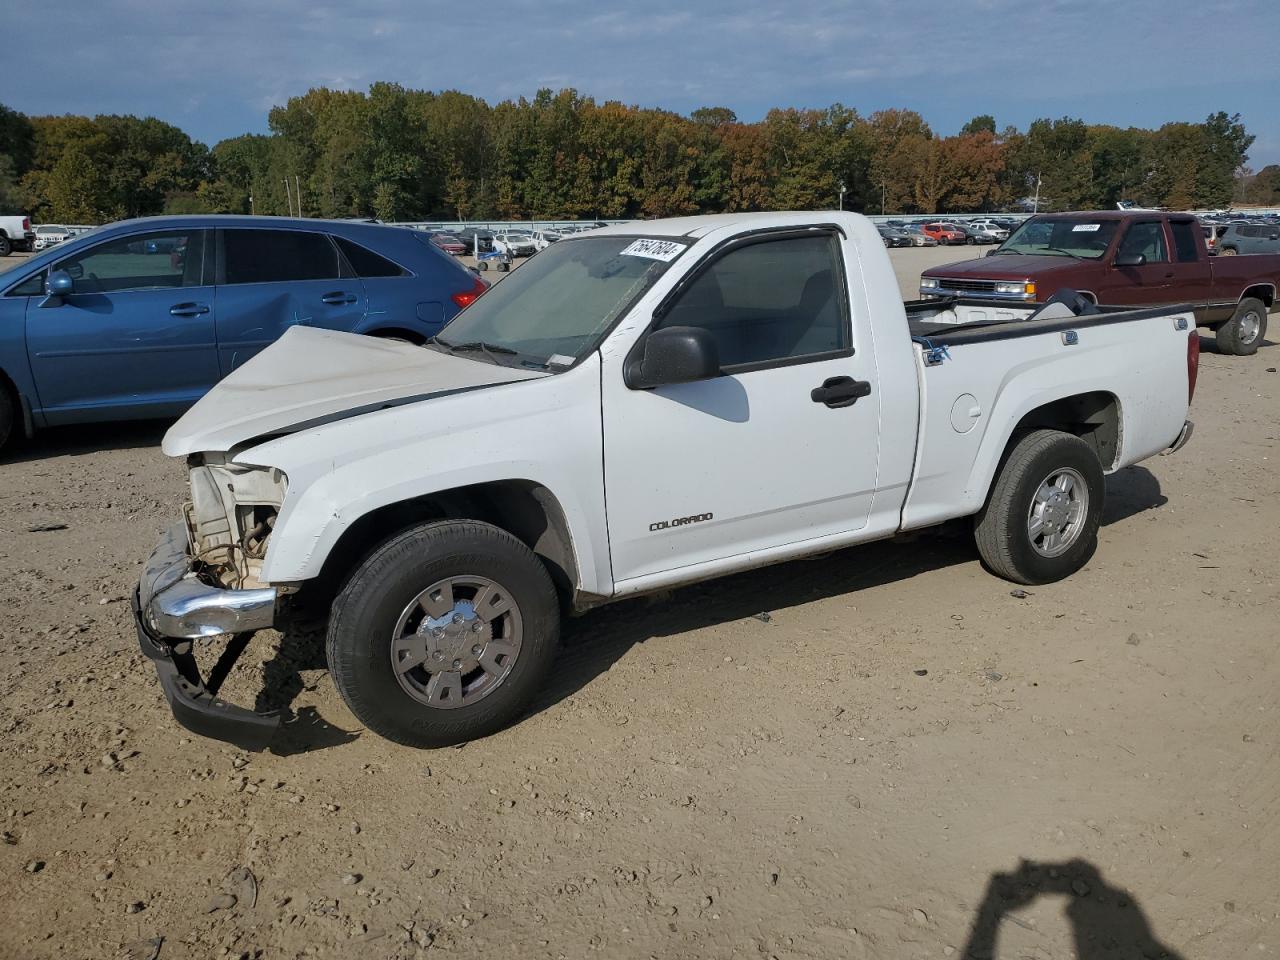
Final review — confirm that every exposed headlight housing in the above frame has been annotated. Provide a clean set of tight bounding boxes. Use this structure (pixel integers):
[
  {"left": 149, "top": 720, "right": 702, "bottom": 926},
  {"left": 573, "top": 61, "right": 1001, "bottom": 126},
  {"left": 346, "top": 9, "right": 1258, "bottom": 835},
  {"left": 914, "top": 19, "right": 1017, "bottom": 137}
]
[
  {"left": 186, "top": 458, "right": 288, "bottom": 589},
  {"left": 920, "top": 277, "right": 939, "bottom": 289}
]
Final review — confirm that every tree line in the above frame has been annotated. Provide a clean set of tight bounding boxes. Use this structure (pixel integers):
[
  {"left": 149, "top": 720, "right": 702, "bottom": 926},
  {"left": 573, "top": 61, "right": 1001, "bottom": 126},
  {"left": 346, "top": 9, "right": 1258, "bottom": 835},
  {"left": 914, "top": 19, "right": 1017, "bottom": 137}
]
[{"left": 1, "top": 88, "right": 1272, "bottom": 225}]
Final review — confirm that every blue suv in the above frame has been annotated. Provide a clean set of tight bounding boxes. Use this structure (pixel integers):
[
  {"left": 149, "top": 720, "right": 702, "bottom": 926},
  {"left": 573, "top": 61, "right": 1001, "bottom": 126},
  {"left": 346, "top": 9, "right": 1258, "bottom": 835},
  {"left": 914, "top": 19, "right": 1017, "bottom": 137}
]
[{"left": 0, "top": 216, "right": 488, "bottom": 449}]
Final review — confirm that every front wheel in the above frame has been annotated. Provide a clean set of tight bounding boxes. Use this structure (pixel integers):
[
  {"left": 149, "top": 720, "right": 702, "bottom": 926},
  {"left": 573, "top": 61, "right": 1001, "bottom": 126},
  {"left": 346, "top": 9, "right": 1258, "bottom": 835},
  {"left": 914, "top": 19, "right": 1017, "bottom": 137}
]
[
  {"left": 1215, "top": 297, "right": 1267, "bottom": 356},
  {"left": 326, "top": 520, "right": 560, "bottom": 748},
  {"left": 0, "top": 387, "right": 15, "bottom": 452},
  {"left": 0, "top": 236, "right": 11, "bottom": 257},
  {"left": 974, "top": 429, "right": 1105, "bottom": 585}
]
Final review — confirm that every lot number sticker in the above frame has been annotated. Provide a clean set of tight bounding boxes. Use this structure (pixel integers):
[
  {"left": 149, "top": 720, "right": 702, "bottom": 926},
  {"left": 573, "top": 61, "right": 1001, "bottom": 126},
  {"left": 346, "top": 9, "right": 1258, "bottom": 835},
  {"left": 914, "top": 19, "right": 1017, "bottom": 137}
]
[
  {"left": 620, "top": 239, "right": 684, "bottom": 261},
  {"left": 1071, "top": 224, "right": 1101, "bottom": 232}
]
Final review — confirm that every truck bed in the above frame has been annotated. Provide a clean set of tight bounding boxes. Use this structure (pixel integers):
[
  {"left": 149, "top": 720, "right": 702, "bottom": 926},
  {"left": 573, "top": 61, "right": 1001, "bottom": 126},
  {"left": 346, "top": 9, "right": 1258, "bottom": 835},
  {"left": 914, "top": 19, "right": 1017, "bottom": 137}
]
[{"left": 904, "top": 296, "right": 1192, "bottom": 343}]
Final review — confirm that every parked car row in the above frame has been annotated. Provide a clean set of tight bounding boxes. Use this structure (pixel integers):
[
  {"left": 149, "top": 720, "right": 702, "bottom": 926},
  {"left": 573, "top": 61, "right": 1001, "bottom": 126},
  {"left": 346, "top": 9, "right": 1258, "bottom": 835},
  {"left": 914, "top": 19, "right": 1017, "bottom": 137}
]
[
  {"left": 877, "top": 216, "right": 1020, "bottom": 247},
  {"left": 425, "top": 222, "right": 606, "bottom": 258}
]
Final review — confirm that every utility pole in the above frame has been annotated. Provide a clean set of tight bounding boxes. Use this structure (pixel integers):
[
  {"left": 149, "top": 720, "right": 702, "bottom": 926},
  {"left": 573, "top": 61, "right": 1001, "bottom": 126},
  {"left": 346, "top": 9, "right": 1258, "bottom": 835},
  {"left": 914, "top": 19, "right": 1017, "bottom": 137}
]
[
  {"left": 881, "top": 182, "right": 886, "bottom": 216},
  {"left": 295, "top": 175, "right": 303, "bottom": 218},
  {"left": 839, "top": 181, "right": 847, "bottom": 211},
  {"left": 284, "top": 178, "right": 293, "bottom": 217},
  {"left": 1032, "top": 171, "right": 1042, "bottom": 213},
  {"left": 249, "top": 189, "right": 255, "bottom": 216}
]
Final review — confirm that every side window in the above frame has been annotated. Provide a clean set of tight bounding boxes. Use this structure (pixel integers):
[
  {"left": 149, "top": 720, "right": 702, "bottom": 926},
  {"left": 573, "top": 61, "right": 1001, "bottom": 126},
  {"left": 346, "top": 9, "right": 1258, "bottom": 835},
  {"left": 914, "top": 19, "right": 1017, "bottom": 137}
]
[
  {"left": 658, "top": 234, "right": 848, "bottom": 369},
  {"left": 1117, "top": 221, "right": 1168, "bottom": 263},
  {"left": 334, "top": 236, "right": 407, "bottom": 277},
  {"left": 222, "top": 229, "right": 340, "bottom": 285},
  {"left": 54, "top": 230, "right": 205, "bottom": 294},
  {"left": 1170, "top": 221, "right": 1200, "bottom": 263},
  {"left": 6, "top": 270, "right": 46, "bottom": 297}
]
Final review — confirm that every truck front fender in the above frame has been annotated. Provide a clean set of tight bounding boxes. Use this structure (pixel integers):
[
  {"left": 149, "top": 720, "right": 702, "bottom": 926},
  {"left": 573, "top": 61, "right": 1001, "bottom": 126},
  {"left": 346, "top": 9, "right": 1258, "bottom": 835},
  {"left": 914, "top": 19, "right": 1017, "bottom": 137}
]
[{"left": 235, "top": 360, "right": 611, "bottom": 597}]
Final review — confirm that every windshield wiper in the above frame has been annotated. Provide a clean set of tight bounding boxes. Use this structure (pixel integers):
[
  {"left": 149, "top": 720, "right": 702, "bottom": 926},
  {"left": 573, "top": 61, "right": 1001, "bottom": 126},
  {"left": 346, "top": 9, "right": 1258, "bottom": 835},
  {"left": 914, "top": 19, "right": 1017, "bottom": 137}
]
[
  {"left": 444, "top": 341, "right": 518, "bottom": 365},
  {"left": 1044, "top": 247, "right": 1087, "bottom": 260}
]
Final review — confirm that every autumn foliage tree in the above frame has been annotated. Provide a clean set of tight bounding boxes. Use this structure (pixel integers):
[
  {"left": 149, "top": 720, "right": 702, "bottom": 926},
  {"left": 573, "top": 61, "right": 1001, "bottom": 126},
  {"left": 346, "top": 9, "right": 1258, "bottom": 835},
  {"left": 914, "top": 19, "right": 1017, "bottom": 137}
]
[{"left": 0, "top": 92, "right": 1260, "bottom": 221}]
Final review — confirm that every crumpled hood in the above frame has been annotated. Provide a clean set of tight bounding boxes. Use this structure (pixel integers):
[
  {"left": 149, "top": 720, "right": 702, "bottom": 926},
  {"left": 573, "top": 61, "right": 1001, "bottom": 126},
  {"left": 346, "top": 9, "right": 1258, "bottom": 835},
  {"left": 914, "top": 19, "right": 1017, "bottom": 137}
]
[{"left": 162, "top": 326, "right": 547, "bottom": 457}]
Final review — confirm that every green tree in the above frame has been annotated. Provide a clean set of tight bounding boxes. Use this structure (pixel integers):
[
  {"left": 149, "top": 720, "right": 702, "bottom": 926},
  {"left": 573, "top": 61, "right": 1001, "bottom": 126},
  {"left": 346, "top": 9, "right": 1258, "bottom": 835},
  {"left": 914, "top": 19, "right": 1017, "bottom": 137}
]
[{"left": 960, "top": 114, "right": 996, "bottom": 136}]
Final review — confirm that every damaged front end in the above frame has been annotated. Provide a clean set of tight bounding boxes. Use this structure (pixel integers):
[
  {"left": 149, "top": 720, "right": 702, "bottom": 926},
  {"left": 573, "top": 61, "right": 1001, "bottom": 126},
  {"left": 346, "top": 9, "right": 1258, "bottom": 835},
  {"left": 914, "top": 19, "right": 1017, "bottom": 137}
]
[{"left": 133, "top": 458, "right": 291, "bottom": 750}]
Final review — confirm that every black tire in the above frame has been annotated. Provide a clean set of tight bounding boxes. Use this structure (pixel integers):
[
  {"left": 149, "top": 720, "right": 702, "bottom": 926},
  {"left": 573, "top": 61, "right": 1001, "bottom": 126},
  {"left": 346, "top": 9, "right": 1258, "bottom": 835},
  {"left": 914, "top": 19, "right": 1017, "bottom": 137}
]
[
  {"left": 974, "top": 429, "right": 1105, "bottom": 585},
  {"left": 326, "top": 520, "right": 560, "bottom": 748},
  {"left": 1215, "top": 297, "right": 1267, "bottom": 356},
  {"left": 0, "top": 386, "right": 14, "bottom": 451},
  {"left": 0, "top": 235, "right": 11, "bottom": 257},
  {"left": 1219, "top": 246, "right": 1238, "bottom": 256},
  {"left": 478, "top": 261, "right": 488, "bottom": 271}
]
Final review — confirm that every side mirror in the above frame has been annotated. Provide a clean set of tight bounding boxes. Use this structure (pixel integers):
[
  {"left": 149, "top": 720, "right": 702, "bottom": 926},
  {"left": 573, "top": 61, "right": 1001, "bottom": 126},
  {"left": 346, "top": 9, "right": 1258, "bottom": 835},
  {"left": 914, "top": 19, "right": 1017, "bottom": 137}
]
[
  {"left": 985, "top": 249, "right": 998, "bottom": 257},
  {"left": 626, "top": 325, "right": 720, "bottom": 389},
  {"left": 40, "top": 269, "right": 75, "bottom": 308},
  {"left": 1114, "top": 252, "right": 1146, "bottom": 267}
]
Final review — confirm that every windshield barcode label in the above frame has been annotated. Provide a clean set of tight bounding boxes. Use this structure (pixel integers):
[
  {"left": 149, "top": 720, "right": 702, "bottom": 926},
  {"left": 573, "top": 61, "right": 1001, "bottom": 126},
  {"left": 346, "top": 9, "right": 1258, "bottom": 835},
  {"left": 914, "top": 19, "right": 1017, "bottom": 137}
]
[{"left": 620, "top": 239, "right": 683, "bottom": 261}]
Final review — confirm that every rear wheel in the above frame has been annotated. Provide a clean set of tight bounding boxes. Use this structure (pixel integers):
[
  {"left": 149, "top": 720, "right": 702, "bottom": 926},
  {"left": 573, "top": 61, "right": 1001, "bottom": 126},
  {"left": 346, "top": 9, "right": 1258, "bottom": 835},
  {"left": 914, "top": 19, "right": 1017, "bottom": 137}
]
[
  {"left": 975, "top": 429, "right": 1105, "bottom": 585},
  {"left": 1215, "top": 297, "right": 1267, "bottom": 356},
  {"left": 326, "top": 520, "right": 560, "bottom": 748}
]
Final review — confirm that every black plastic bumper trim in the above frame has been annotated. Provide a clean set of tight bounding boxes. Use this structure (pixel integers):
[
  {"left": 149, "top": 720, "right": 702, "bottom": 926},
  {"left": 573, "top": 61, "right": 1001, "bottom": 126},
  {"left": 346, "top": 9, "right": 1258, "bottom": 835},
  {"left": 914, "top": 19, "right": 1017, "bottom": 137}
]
[{"left": 133, "top": 591, "right": 281, "bottom": 752}]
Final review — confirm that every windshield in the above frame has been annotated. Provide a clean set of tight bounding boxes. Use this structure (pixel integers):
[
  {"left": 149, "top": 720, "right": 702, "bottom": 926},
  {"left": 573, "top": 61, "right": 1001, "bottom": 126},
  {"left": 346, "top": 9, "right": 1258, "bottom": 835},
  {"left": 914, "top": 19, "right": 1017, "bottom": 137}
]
[
  {"left": 433, "top": 235, "right": 688, "bottom": 369},
  {"left": 998, "top": 217, "right": 1120, "bottom": 259}
]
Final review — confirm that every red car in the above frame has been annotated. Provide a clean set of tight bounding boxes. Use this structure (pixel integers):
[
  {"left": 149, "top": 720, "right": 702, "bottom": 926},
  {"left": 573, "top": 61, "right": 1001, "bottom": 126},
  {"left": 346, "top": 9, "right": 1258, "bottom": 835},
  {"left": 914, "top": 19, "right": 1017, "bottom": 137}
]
[
  {"left": 430, "top": 233, "right": 466, "bottom": 256},
  {"left": 921, "top": 221, "right": 968, "bottom": 245}
]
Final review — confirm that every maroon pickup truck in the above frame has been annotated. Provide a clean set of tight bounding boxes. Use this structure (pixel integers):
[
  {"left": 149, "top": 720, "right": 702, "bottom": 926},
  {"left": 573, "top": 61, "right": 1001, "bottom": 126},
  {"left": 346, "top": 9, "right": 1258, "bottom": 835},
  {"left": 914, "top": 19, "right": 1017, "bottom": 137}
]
[{"left": 920, "top": 211, "right": 1279, "bottom": 355}]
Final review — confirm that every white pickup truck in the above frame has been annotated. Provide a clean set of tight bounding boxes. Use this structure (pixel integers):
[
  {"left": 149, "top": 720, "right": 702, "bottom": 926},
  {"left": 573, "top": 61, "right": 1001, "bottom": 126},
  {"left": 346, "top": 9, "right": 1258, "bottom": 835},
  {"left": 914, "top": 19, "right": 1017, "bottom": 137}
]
[
  {"left": 0, "top": 214, "right": 35, "bottom": 256},
  {"left": 133, "top": 212, "right": 1197, "bottom": 751}
]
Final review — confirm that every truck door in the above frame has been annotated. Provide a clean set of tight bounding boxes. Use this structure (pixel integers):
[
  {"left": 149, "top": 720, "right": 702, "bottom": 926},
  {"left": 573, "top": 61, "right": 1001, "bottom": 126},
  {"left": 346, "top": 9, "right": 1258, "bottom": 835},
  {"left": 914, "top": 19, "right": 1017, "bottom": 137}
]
[
  {"left": 1166, "top": 218, "right": 1215, "bottom": 320},
  {"left": 601, "top": 229, "right": 883, "bottom": 586},
  {"left": 1102, "top": 220, "right": 1174, "bottom": 306}
]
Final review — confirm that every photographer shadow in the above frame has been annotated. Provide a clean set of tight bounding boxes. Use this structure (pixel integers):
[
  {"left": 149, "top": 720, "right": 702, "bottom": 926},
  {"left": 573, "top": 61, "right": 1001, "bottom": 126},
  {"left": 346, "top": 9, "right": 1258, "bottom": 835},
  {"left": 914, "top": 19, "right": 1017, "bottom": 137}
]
[{"left": 962, "top": 859, "right": 1185, "bottom": 960}]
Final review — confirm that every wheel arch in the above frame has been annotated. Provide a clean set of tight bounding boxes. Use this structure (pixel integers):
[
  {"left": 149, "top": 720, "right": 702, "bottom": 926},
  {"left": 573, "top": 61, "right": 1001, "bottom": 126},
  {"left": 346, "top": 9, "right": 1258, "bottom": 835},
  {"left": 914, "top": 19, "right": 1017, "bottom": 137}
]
[
  {"left": 972, "top": 390, "right": 1122, "bottom": 511},
  {"left": 1240, "top": 284, "right": 1275, "bottom": 308},
  {"left": 0, "top": 366, "right": 34, "bottom": 441},
  {"left": 309, "top": 479, "right": 583, "bottom": 609}
]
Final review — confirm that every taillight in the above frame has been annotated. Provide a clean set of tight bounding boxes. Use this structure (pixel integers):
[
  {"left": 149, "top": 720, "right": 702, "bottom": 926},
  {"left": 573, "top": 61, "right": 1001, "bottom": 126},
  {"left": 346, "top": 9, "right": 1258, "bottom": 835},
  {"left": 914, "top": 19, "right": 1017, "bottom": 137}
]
[
  {"left": 22, "top": 217, "right": 30, "bottom": 231},
  {"left": 1187, "top": 330, "right": 1200, "bottom": 404},
  {"left": 451, "top": 276, "right": 488, "bottom": 311}
]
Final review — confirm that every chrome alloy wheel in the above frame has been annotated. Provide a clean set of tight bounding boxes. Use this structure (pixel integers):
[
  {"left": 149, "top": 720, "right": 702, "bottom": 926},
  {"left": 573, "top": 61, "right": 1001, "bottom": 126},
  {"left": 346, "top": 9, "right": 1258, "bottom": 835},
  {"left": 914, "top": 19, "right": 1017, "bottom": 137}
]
[
  {"left": 1027, "top": 467, "right": 1089, "bottom": 558},
  {"left": 1239, "top": 309, "right": 1262, "bottom": 345},
  {"left": 390, "top": 575, "right": 523, "bottom": 709}
]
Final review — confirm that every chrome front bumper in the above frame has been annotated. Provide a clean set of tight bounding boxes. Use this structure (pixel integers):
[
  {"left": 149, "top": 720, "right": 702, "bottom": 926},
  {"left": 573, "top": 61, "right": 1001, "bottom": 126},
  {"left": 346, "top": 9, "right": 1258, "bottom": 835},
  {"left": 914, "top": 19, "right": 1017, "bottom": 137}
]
[
  {"left": 134, "top": 523, "right": 282, "bottom": 750},
  {"left": 140, "top": 524, "right": 277, "bottom": 639}
]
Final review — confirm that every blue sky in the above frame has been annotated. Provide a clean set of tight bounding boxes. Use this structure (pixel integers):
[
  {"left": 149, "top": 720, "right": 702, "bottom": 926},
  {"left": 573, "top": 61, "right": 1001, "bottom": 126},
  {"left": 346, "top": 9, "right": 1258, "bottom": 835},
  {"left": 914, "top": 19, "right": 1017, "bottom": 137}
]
[{"left": 8, "top": 0, "right": 1280, "bottom": 167}]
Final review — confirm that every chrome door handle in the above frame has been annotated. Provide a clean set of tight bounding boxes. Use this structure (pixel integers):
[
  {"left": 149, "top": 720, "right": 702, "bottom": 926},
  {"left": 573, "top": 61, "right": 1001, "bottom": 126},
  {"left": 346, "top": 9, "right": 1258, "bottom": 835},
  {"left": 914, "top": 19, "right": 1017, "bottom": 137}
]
[{"left": 321, "top": 291, "right": 357, "bottom": 305}]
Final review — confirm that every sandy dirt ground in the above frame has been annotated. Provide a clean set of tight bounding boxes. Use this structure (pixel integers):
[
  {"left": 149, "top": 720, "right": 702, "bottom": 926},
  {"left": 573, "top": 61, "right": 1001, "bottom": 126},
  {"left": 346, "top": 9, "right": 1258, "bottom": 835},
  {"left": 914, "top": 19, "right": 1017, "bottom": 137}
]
[{"left": 0, "top": 246, "right": 1277, "bottom": 960}]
